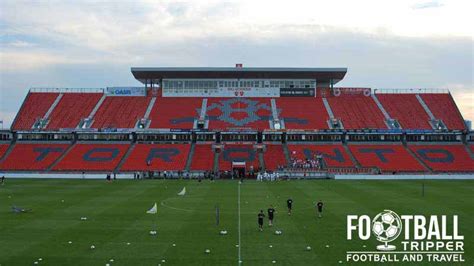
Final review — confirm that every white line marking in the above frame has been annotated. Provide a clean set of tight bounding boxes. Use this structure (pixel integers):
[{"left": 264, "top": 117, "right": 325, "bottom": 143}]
[
  {"left": 347, "top": 251, "right": 464, "bottom": 254},
  {"left": 238, "top": 182, "right": 242, "bottom": 265}
]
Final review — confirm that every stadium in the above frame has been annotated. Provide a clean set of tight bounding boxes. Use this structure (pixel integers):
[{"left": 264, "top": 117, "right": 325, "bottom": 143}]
[{"left": 0, "top": 65, "right": 472, "bottom": 265}]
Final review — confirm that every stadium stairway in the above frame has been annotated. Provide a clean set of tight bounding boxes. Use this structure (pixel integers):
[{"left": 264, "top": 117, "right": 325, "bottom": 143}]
[
  {"left": 282, "top": 142, "right": 291, "bottom": 167},
  {"left": 258, "top": 150, "right": 265, "bottom": 171},
  {"left": 46, "top": 140, "right": 76, "bottom": 171},
  {"left": 43, "top": 93, "right": 64, "bottom": 122},
  {"left": 184, "top": 142, "right": 196, "bottom": 171},
  {"left": 0, "top": 142, "right": 15, "bottom": 162},
  {"left": 402, "top": 141, "right": 432, "bottom": 173},
  {"left": 213, "top": 149, "right": 219, "bottom": 172},
  {"left": 343, "top": 143, "right": 361, "bottom": 168},
  {"left": 114, "top": 143, "right": 136, "bottom": 172}
]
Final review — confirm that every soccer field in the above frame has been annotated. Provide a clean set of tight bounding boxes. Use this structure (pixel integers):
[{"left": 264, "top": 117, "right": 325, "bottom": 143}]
[{"left": 0, "top": 179, "right": 472, "bottom": 265}]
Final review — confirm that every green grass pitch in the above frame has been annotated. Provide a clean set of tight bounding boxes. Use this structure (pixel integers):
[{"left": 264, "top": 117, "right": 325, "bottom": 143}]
[{"left": 0, "top": 179, "right": 472, "bottom": 265}]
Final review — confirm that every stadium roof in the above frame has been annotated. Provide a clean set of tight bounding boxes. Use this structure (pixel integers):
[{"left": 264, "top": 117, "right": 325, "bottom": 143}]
[{"left": 131, "top": 67, "right": 347, "bottom": 84}]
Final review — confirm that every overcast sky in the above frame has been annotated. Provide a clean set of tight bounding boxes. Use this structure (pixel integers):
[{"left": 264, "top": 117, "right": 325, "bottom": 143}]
[{"left": 0, "top": 0, "right": 472, "bottom": 128}]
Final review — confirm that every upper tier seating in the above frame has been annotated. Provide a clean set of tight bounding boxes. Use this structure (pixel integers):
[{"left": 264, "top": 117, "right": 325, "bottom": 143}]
[
  {"left": 408, "top": 144, "right": 474, "bottom": 172},
  {"left": 52, "top": 143, "right": 129, "bottom": 171},
  {"left": 0, "top": 143, "right": 70, "bottom": 170},
  {"left": 218, "top": 144, "right": 260, "bottom": 171},
  {"left": 47, "top": 93, "right": 102, "bottom": 129},
  {"left": 327, "top": 94, "right": 387, "bottom": 129},
  {"left": 121, "top": 144, "right": 190, "bottom": 171},
  {"left": 12, "top": 93, "right": 59, "bottom": 130},
  {"left": 348, "top": 144, "right": 426, "bottom": 172},
  {"left": 148, "top": 97, "right": 202, "bottom": 129},
  {"left": 263, "top": 144, "right": 287, "bottom": 170},
  {"left": 376, "top": 94, "right": 432, "bottom": 130},
  {"left": 287, "top": 144, "right": 354, "bottom": 167},
  {"left": 276, "top": 97, "right": 329, "bottom": 129},
  {"left": 190, "top": 144, "right": 214, "bottom": 171},
  {"left": 92, "top": 96, "right": 151, "bottom": 129},
  {"left": 420, "top": 94, "right": 466, "bottom": 130},
  {"left": 207, "top": 98, "right": 272, "bottom": 130},
  {"left": 0, "top": 144, "right": 10, "bottom": 160}
]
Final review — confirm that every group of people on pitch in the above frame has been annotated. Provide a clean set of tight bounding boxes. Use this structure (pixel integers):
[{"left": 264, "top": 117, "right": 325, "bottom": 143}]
[{"left": 257, "top": 198, "right": 324, "bottom": 231}]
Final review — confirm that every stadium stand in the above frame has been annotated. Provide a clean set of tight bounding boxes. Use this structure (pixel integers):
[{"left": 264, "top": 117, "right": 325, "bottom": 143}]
[
  {"left": 420, "top": 94, "right": 466, "bottom": 130},
  {"left": 52, "top": 143, "right": 129, "bottom": 171},
  {"left": 12, "top": 93, "right": 59, "bottom": 130},
  {"left": 190, "top": 144, "right": 215, "bottom": 171},
  {"left": 287, "top": 144, "right": 355, "bottom": 167},
  {"left": 326, "top": 94, "right": 387, "bottom": 129},
  {"left": 207, "top": 98, "right": 272, "bottom": 130},
  {"left": 0, "top": 144, "right": 10, "bottom": 160},
  {"left": 263, "top": 144, "right": 288, "bottom": 170},
  {"left": 92, "top": 96, "right": 151, "bottom": 129},
  {"left": 121, "top": 144, "right": 190, "bottom": 171},
  {"left": 408, "top": 144, "right": 474, "bottom": 172},
  {"left": 0, "top": 143, "right": 70, "bottom": 171},
  {"left": 219, "top": 144, "right": 260, "bottom": 171},
  {"left": 276, "top": 98, "right": 329, "bottom": 129},
  {"left": 148, "top": 97, "right": 202, "bottom": 129},
  {"left": 376, "top": 94, "right": 432, "bottom": 129},
  {"left": 46, "top": 93, "right": 102, "bottom": 129},
  {"left": 348, "top": 144, "right": 426, "bottom": 172}
]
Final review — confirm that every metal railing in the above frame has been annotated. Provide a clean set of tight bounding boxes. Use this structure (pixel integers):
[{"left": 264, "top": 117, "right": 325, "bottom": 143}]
[
  {"left": 373, "top": 88, "right": 449, "bottom": 94},
  {"left": 30, "top": 87, "right": 105, "bottom": 93}
]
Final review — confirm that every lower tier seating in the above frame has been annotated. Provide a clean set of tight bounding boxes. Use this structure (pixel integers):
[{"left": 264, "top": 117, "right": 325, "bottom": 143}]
[
  {"left": 121, "top": 144, "right": 190, "bottom": 171},
  {"left": 218, "top": 144, "right": 260, "bottom": 171},
  {"left": 0, "top": 144, "right": 9, "bottom": 160},
  {"left": 409, "top": 144, "right": 474, "bottom": 172},
  {"left": 263, "top": 144, "right": 287, "bottom": 170},
  {"left": 287, "top": 144, "right": 354, "bottom": 167},
  {"left": 0, "top": 143, "right": 70, "bottom": 170},
  {"left": 348, "top": 144, "right": 426, "bottom": 172},
  {"left": 52, "top": 143, "right": 129, "bottom": 171},
  {"left": 190, "top": 144, "right": 214, "bottom": 171}
]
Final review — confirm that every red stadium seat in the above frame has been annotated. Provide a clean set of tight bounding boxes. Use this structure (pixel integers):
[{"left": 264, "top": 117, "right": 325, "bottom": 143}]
[
  {"left": 377, "top": 94, "right": 432, "bottom": 129},
  {"left": 190, "top": 144, "right": 215, "bottom": 171},
  {"left": 327, "top": 93, "right": 387, "bottom": 129},
  {"left": 408, "top": 144, "right": 474, "bottom": 172},
  {"left": 218, "top": 144, "right": 259, "bottom": 171},
  {"left": 263, "top": 144, "right": 287, "bottom": 170},
  {"left": 120, "top": 144, "right": 190, "bottom": 171},
  {"left": 207, "top": 98, "right": 272, "bottom": 130},
  {"left": 52, "top": 143, "right": 129, "bottom": 171},
  {"left": 92, "top": 96, "right": 151, "bottom": 129},
  {"left": 348, "top": 144, "right": 426, "bottom": 172},
  {"left": 47, "top": 93, "right": 102, "bottom": 129},
  {"left": 420, "top": 94, "right": 466, "bottom": 130},
  {"left": 276, "top": 98, "right": 329, "bottom": 129},
  {"left": 287, "top": 144, "right": 354, "bottom": 167},
  {"left": 12, "top": 93, "right": 59, "bottom": 130},
  {"left": 0, "top": 144, "right": 10, "bottom": 160},
  {"left": 148, "top": 97, "right": 202, "bottom": 129},
  {"left": 0, "top": 143, "right": 70, "bottom": 170}
]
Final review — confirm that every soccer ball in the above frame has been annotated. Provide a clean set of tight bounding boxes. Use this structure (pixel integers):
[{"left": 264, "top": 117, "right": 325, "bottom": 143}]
[
  {"left": 371, "top": 210, "right": 402, "bottom": 243},
  {"left": 275, "top": 230, "right": 282, "bottom": 235},
  {"left": 205, "top": 249, "right": 211, "bottom": 254},
  {"left": 220, "top": 230, "right": 228, "bottom": 235},
  {"left": 90, "top": 245, "right": 95, "bottom": 249},
  {"left": 306, "top": 246, "right": 312, "bottom": 251}
]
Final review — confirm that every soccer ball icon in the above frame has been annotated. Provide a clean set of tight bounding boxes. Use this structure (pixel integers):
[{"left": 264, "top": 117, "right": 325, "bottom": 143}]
[{"left": 372, "top": 210, "right": 402, "bottom": 251}]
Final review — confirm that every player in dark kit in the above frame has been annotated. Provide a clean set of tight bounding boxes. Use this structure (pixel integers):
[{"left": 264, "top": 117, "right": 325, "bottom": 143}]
[
  {"left": 316, "top": 200, "right": 323, "bottom": 218},
  {"left": 258, "top": 210, "right": 265, "bottom": 231},
  {"left": 267, "top": 205, "right": 275, "bottom": 226},
  {"left": 287, "top": 198, "right": 293, "bottom": 215}
]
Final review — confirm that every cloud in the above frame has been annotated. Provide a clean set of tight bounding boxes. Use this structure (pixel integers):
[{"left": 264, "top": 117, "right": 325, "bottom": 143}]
[{"left": 412, "top": 1, "right": 444, "bottom": 9}]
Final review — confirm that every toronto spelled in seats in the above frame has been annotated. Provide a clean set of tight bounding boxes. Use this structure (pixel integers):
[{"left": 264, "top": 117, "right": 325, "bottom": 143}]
[
  {"left": 409, "top": 144, "right": 474, "bottom": 172},
  {"left": 190, "top": 144, "right": 214, "bottom": 171},
  {"left": 92, "top": 96, "right": 151, "bottom": 129},
  {"left": 219, "top": 144, "right": 259, "bottom": 171},
  {"left": 12, "top": 93, "right": 59, "bottom": 130},
  {"left": 148, "top": 97, "right": 202, "bottom": 129},
  {"left": 327, "top": 94, "right": 387, "bottom": 129},
  {"left": 121, "top": 144, "right": 190, "bottom": 171},
  {"left": 0, "top": 143, "right": 69, "bottom": 171},
  {"left": 207, "top": 98, "right": 272, "bottom": 130},
  {"left": 47, "top": 93, "right": 102, "bottom": 129},
  {"left": 263, "top": 144, "right": 287, "bottom": 170},
  {"left": 276, "top": 97, "right": 329, "bottom": 129},
  {"left": 348, "top": 144, "right": 425, "bottom": 172},
  {"left": 377, "top": 94, "right": 432, "bottom": 129},
  {"left": 287, "top": 144, "right": 354, "bottom": 168},
  {"left": 420, "top": 94, "right": 466, "bottom": 130},
  {"left": 52, "top": 143, "right": 129, "bottom": 171}
]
